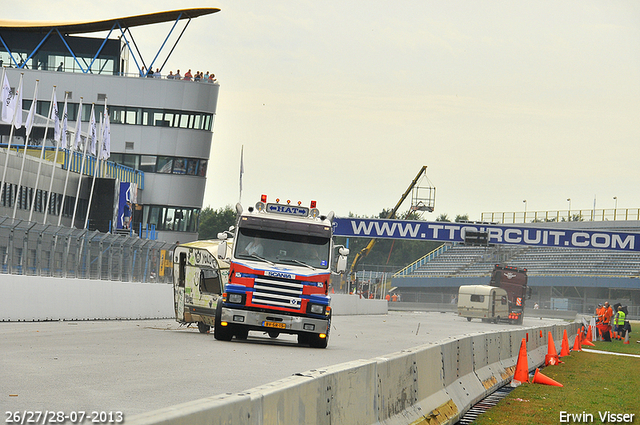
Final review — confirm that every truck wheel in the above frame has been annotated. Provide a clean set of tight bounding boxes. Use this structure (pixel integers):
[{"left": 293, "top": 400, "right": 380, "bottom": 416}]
[
  {"left": 309, "top": 333, "right": 328, "bottom": 349},
  {"left": 297, "top": 334, "right": 311, "bottom": 345},
  {"left": 213, "top": 303, "right": 233, "bottom": 341},
  {"left": 235, "top": 328, "right": 249, "bottom": 340},
  {"left": 197, "top": 322, "right": 210, "bottom": 334},
  {"left": 466, "top": 317, "right": 472, "bottom": 322}
]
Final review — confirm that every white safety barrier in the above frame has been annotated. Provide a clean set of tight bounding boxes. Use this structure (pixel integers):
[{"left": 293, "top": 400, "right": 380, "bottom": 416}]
[
  {"left": 0, "top": 275, "right": 174, "bottom": 321},
  {"left": 0, "top": 277, "right": 387, "bottom": 321},
  {"left": 127, "top": 322, "right": 580, "bottom": 425}
]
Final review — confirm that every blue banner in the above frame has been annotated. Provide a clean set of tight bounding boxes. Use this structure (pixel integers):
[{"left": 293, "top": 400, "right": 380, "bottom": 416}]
[{"left": 332, "top": 217, "right": 640, "bottom": 252}]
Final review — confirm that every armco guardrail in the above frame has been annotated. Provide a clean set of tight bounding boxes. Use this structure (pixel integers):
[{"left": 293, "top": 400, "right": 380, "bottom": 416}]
[{"left": 127, "top": 322, "right": 580, "bottom": 425}]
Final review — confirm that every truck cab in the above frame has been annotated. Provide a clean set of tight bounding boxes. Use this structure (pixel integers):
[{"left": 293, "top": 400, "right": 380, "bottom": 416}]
[
  {"left": 489, "top": 264, "right": 529, "bottom": 324},
  {"left": 215, "top": 195, "right": 348, "bottom": 348}
]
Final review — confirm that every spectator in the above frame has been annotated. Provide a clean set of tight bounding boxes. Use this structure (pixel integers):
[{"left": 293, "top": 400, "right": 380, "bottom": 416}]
[
  {"left": 204, "top": 71, "right": 209, "bottom": 80},
  {"left": 208, "top": 73, "right": 216, "bottom": 83},
  {"left": 57, "top": 62, "right": 63, "bottom": 72},
  {"left": 184, "top": 69, "right": 192, "bottom": 81},
  {"left": 155, "top": 68, "right": 161, "bottom": 78},
  {"left": 167, "top": 71, "right": 175, "bottom": 80},
  {"left": 146, "top": 68, "right": 154, "bottom": 78},
  {"left": 175, "top": 69, "right": 181, "bottom": 79},
  {"left": 194, "top": 71, "right": 201, "bottom": 82}
]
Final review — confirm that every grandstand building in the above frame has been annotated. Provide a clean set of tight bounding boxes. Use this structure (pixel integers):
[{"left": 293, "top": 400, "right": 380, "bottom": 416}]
[
  {"left": 391, "top": 218, "right": 640, "bottom": 316},
  {"left": 0, "top": 9, "right": 220, "bottom": 242}
]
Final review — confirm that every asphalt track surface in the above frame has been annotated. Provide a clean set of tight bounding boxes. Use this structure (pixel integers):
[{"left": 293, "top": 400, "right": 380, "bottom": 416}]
[{"left": 2, "top": 312, "right": 564, "bottom": 418}]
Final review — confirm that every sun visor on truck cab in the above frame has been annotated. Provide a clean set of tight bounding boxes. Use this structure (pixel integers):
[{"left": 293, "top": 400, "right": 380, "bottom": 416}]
[{"left": 241, "top": 216, "right": 331, "bottom": 238}]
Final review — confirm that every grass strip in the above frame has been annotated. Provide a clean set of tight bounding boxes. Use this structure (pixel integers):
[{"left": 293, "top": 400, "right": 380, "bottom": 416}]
[{"left": 471, "top": 337, "right": 640, "bottom": 425}]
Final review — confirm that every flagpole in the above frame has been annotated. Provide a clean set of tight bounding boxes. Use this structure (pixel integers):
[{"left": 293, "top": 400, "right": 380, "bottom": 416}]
[
  {"left": 12, "top": 79, "right": 38, "bottom": 221},
  {"left": 239, "top": 145, "right": 244, "bottom": 204},
  {"left": 0, "top": 73, "right": 23, "bottom": 212},
  {"left": 85, "top": 99, "right": 106, "bottom": 230},
  {"left": 29, "top": 85, "right": 56, "bottom": 222},
  {"left": 44, "top": 91, "right": 66, "bottom": 224},
  {"left": 59, "top": 96, "right": 82, "bottom": 227},
  {"left": 71, "top": 103, "right": 94, "bottom": 229}
]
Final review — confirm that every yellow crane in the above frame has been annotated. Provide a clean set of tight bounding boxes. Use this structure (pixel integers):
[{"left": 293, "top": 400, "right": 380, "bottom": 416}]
[{"left": 347, "top": 166, "right": 435, "bottom": 284}]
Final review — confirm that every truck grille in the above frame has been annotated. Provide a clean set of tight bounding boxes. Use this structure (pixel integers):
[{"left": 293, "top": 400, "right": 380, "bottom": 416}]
[{"left": 252, "top": 276, "right": 303, "bottom": 310}]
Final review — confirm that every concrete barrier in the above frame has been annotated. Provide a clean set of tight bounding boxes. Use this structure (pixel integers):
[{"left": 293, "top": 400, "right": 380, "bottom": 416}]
[
  {"left": 127, "top": 322, "right": 580, "bottom": 425},
  {"left": 330, "top": 294, "right": 388, "bottom": 316},
  {"left": 0, "top": 275, "right": 174, "bottom": 321},
  {"left": 0, "top": 277, "right": 387, "bottom": 321}
]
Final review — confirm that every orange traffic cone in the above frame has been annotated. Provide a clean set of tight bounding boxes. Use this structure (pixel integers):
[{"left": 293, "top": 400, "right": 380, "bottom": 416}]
[
  {"left": 572, "top": 330, "right": 582, "bottom": 351},
  {"left": 512, "top": 338, "right": 529, "bottom": 386},
  {"left": 582, "top": 337, "right": 595, "bottom": 347},
  {"left": 532, "top": 368, "right": 563, "bottom": 387},
  {"left": 624, "top": 330, "right": 630, "bottom": 345},
  {"left": 560, "top": 329, "right": 570, "bottom": 357},
  {"left": 545, "top": 332, "right": 560, "bottom": 366},
  {"left": 586, "top": 326, "right": 593, "bottom": 343}
]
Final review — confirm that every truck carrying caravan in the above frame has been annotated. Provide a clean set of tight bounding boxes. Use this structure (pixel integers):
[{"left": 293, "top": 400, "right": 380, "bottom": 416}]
[
  {"left": 457, "top": 264, "right": 530, "bottom": 324},
  {"left": 173, "top": 240, "right": 231, "bottom": 333},
  {"left": 215, "top": 195, "right": 349, "bottom": 348},
  {"left": 457, "top": 285, "right": 509, "bottom": 323}
]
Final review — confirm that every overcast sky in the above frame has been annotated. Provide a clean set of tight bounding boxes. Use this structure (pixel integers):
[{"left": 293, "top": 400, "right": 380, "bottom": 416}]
[{"left": 12, "top": 1, "right": 640, "bottom": 221}]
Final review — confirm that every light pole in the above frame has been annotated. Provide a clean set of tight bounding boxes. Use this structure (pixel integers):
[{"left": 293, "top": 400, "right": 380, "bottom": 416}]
[
  {"left": 613, "top": 196, "right": 618, "bottom": 220},
  {"left": 567, "top": 198, "right": 571, "bottom": 220},
  {"left": 523, "top": 200, "right": 527, "bottom": 222}
]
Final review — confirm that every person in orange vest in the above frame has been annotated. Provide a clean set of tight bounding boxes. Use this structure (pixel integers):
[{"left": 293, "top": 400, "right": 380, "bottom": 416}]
[
  {"left": 596, "top": 303, "right": 604, "bottom": 324},
  {"left": 391, "top": 293, "right": 398, "bottom": 302},
  {"left": 385, "top": 294, "right": 391, "bottom": 301},
  {"left": 602, "top": 302, "right": 613, "bottom": 326}
]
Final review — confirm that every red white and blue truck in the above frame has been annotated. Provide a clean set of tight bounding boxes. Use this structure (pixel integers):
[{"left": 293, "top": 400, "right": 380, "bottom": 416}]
[{"left": 215, "top": 195, "right": 349, "bottom": 348}]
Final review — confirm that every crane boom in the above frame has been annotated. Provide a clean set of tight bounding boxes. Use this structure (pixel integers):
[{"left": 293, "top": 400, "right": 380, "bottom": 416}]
[{"left": 348, "top": 166, "right": 429, "bottom": 277}]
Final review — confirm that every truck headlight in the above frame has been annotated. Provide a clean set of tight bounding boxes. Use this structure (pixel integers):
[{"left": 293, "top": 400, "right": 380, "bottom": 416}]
[
  {"left": 228, "top": 293, "right": 243, "bottom": 304},
  {"left": 309, "top": 304, "right": 325, "bottom": 314}
]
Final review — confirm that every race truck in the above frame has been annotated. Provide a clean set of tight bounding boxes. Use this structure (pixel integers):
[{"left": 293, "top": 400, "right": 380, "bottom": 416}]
[
  {"left": 489, "top": 264, "right": 530, "bottom": 325},
  {"left": 215, "top": 195, "right": 349, "bottom": 348},
  {"left": 173, "top": 240, "right": 231, "bottom": 333}
]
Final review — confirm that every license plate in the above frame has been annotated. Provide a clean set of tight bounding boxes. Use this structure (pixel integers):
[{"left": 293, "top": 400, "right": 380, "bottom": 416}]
[{"left": 263, "top": 321, "right": 286, "bottom": 329}]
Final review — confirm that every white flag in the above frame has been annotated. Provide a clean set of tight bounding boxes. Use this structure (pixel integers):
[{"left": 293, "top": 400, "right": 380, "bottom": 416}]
[
  {"left": 13, "top": 77, "right": 22, "bottom": 129},
  {"left": 1, "top": 74, "right": 12, "bottom": 124},
  {"left": 25, "top": 82, "right": 38, "bottom": 136},
  {"left": 61, "top": 96, "right": 68, "bottom": 148},
  {"left": 89, "top": 106, "right": 97, "bottom": 156},
  {"left": 73, "top": 98, "right": 83, "bottom": 150},
  {"left": 101, "top": 108, "right": 111, "bottom": 160},
  {"left": 52, "top": 91, "right": 60, "bottom": 144}
]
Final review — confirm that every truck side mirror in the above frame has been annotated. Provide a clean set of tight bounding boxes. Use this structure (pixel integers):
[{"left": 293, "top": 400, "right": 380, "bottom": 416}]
[
  {"left": 217, "top": 232, "right": 228, "bottom": 240},
  {"left": 527, "top": 287, "right": 532, "bottom": 300},
  {"left": 217, "top": 240, "right": 228, "bottom": 260},
  {"left": 339, "top": 247, "right": 349, "bottom": 256},
  {"left": 336, "top": 255, "right": 347, "bottom": 273}
]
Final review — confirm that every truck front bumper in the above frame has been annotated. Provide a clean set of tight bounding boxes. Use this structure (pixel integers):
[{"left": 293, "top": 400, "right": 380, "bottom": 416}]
[{"left": 220, "top": 306, "right": 329, "bottom": 335}]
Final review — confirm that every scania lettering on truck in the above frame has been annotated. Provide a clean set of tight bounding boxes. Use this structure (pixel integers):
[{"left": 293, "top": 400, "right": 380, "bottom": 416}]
[
  {"left": 215, "top": 195, "right": 349, "bottom": 348},
  {"left": 489, "top": 264, "right": 530, "bottom": 325},
  {"left": 173, "top": 240, "right": 231, "bottom": 333}
]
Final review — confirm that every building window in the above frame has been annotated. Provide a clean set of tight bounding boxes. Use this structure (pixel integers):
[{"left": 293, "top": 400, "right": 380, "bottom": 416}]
[{"left": 157, "top": 157, "right": 173, "bottom": 173}]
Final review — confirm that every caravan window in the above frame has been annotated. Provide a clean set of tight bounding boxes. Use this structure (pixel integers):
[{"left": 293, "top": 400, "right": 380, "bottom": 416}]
[
  {"left": 200, "top": 268, "right": 221, "bottom": 295},
  {"left": 470, "top": 294, "right": 485, "bottom": 303}
]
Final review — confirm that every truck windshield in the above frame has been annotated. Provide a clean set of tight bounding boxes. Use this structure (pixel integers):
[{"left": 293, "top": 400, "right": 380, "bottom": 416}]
[{"left": 234, "top": 227, "right": 331, "bottom": 269}]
